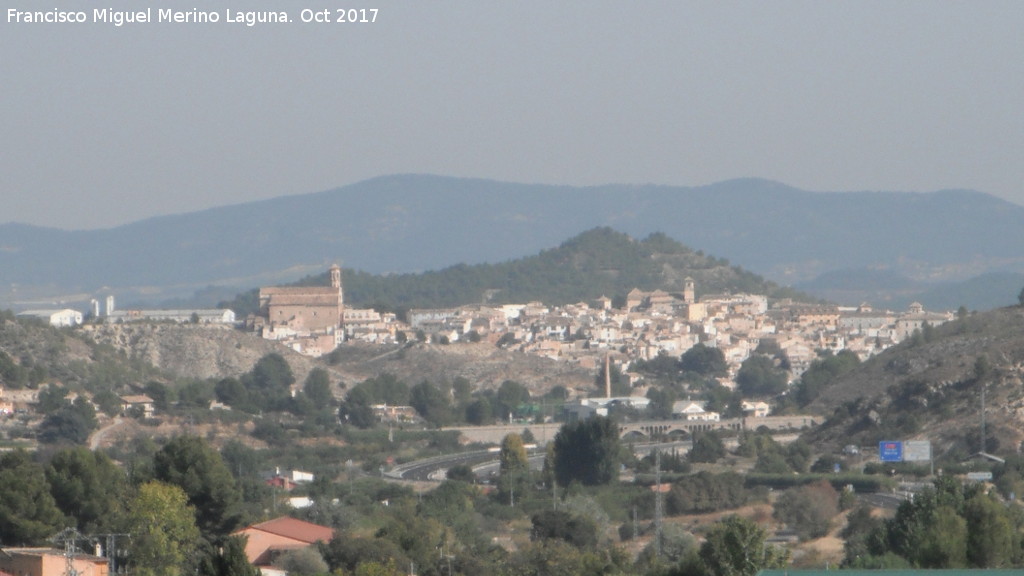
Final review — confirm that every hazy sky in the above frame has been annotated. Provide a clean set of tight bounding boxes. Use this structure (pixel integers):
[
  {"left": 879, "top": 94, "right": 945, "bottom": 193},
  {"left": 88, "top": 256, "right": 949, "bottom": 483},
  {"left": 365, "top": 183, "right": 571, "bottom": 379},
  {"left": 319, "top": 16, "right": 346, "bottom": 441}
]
[{"left": 3, "top": 1, "right": 1023, "bottom": 230}]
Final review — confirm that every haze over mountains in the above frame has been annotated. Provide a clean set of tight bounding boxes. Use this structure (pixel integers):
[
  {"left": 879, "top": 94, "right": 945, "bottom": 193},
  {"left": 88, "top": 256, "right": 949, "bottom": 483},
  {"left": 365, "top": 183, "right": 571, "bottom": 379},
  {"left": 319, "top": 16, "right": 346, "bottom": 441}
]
[{"left": 3, "top": 174, "right": 1023, "bottom": 311}]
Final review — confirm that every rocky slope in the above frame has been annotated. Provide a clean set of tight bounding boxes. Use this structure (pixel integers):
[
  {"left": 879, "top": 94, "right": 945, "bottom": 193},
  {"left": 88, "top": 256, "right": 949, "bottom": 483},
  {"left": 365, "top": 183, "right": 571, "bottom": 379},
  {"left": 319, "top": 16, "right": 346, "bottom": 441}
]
[
  {"left": 803, "top": 305, "right": 1024, "bottom": 458},
  {"left": 326, "top": 341, "right": 595, "bottom": 396},
  {"left": 80, "top": 324, "right": 594, "bottom": 395}
]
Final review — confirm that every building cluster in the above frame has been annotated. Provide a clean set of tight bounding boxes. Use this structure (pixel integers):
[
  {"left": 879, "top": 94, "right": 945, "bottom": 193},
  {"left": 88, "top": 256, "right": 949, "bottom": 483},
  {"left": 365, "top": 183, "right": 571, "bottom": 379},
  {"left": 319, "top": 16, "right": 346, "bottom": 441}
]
[
  {"left": 395, "top": 286, "right": 949, "bottom": 380},
  {"left": 251, "top": 264, "right": 346, "bottom": 357},
  {"left": 252, "top": 269, "right": 953, "bottom": 406}
]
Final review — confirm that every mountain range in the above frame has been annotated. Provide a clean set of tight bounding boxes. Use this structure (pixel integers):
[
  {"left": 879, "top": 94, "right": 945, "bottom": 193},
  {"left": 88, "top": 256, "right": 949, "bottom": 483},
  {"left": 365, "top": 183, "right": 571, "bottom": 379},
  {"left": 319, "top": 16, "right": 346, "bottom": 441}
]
[{"left": 3, "top": 174, "right": 1024, "bottom": 311}]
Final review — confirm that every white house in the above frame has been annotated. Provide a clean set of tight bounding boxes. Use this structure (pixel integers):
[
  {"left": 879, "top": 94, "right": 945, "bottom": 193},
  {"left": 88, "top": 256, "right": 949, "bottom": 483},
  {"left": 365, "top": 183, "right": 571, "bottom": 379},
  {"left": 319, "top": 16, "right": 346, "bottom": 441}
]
[
  {"left": 742, "top": 400, "right": 771, "bottom": 418},
  {"left": 672, "top": 400, "right": 720, "bottom": 422},
  {"left": 16, "top": 309, "right": 83, "bottom": 327}
]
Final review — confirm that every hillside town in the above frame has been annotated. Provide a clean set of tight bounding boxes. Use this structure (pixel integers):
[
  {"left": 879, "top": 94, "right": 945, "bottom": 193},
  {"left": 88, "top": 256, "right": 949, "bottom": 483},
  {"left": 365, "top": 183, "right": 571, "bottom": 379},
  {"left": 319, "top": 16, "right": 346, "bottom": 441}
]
[
  {"left": 14, "top": 265, "right": 953, "bottom": 396},
  {"left": 253, "top": 268, "right": 952, "bottom": 385}
]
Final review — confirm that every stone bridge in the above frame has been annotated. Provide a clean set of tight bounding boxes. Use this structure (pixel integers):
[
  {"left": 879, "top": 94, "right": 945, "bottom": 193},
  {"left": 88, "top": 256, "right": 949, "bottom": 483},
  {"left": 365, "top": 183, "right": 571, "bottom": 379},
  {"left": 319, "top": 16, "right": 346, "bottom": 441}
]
[
  {"left": 445, "top": 415, "right": 817, "bottom": 445},
  {"left": 619, "top": 418, "right": 742, "bottom": 439}
]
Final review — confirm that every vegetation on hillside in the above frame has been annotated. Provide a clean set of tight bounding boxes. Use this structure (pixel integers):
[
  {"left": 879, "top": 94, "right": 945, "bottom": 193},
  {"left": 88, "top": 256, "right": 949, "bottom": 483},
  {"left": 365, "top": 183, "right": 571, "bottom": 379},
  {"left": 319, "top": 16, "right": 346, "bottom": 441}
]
[
  {"left": 220, "top": 228, "right": 810, "bottom": 317},
  {"left": 804, "top": 304, "right": 1024, "bottom": 460}
]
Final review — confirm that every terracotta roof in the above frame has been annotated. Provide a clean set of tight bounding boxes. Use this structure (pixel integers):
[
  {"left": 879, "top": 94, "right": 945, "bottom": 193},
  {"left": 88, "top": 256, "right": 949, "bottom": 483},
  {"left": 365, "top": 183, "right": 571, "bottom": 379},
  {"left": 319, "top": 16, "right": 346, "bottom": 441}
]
[
  {"left": 264, "top": 293, "right": 341, "bottom": 307},
  {"left": 261, "top": 287, "right": 337, "bottom": 295},
  {"left": 121, "top": 395, "right": 153, "bottom": 404},
  {"left": 244, "top": 517, "right": 334, "bottom": 544}
]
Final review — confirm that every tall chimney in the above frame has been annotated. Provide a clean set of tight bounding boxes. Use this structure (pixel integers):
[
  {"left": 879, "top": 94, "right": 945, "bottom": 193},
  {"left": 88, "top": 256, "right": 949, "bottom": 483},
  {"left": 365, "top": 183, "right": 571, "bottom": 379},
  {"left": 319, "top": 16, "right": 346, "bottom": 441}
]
[{"left": 605, "top": 353, "right": 611, "bottom": 399}]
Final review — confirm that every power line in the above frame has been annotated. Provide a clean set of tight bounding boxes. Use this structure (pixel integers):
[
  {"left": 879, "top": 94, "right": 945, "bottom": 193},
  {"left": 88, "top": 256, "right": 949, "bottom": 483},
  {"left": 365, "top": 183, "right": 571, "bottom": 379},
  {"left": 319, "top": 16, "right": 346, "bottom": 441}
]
[
  {"left": 49, "top": 528, "right": 91, "bottom": 576},
  {"left": 654, "top": 450, "right": 664, "bottom": 558}
]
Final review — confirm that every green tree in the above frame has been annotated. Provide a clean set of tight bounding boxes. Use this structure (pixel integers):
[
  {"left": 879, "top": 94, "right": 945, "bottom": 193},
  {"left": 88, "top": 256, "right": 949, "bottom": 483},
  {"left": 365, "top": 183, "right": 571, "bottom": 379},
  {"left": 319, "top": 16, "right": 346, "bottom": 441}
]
[
  {"left": 200, "top": 535, "right": 259, "bottom": 576},
  {"left": 445, "top": 464, "right": 476, "bottom": 483},
  {"left": 275, "top": 547, "right": 329, "bottom": 576},
  {"left": 689, "top": 431, "right": 726, "bottom": 464},
  {"left": 646, "top": 386, "right": 677, "bottom": 419},
  {"left": 37, "top": 397, "right": 98, "bottom": 445},
  {"left": 637, "top": 522, "right": 698, "bottom": 570},
  {"left": 242, "top": 353, "right": 295, "bottom": 411},
  {"left": 964, "top": 491, "right": 1018, "bottom": 567},
  {"left": 496, "top": 379, "right": 531, "bottom": 420},
  {"left": 91, "top": 389, "right": 123, "bottom": 417},
  {"left": 0, "top": 450, "right": 65, "bottom": 545},
  {"left": 974, "top": 355, "right": 992, "bottom": 382},
  {"left": 884, "top": 483, "right": 970, "bottom": 568},
  {"left": 177, "top": 380, "right": 214, "bottom": 409},
  {"left": 792, "top": 349, "right": 860, "bottom": 407},
  {"left": 735, "top": 354, "right": 788, "bottom": 397},
  {"left": 530, "top": 509, "right": 599, "bottom": 549},
  {"left": 417, "top": 480, "right": 475, "bottom": 526},
  {"left": 680, "top": 344, "right": 727, "bottom": 377},
  {"left": 409, "top": 380, "right": 452, "bottom": 426},
  {"left": 0, "top": 350, "right": 28, "bottom": 388},
  {"left": 667, "top": 472, "right": 748, "bottom": 515},
  {"left": 303, "top": 368, "right": 333, "bottom": 406},
  {"left": 339, "top": 386, "right": 375, "bottom": 429},
  {"left": 37, "top": 384, "right": 70, "bottom": 414},
  {"left": 553, "top": 416, "right": 622, "bottom": 486},
  {"left": 772, "top": 481, "right": 839, "bottom": 540},
  {"left": 145, "top": 381, "right": 174, "bottom": 411},
  {"left": 699, "top": 515, "right": 788, "bottom": 576},
  {"left": 45, "top": 447, "right": 126, "bottom": 533},
  {"left": 841, "top": 505, "right": 886, "bottom": 565},
  {"left": 465, "top": 397, "right": 493, "bottom": 425},
  {"left": 123, "top": 481, "right": 202, "bottom": 576},
  {"left": 452, "top": 376, "right": 472, "bottom": 405},
  {"left": 353, "top": 560, "right": 404, "bottom": 576},
  {"left": 366, "top": 373, "right": 410, "bottom": 406},
  {"left": 215, "top": 378, "right": 253, "bottom": 412},
  {"left": 154, "top": 435, "right": 243, "bottom": 540},
  {"left": 916, "top": 506, "right": 968, "bottom": 567},
  {"left": 500, "top": 433, "right": 529, "bottom": 474},
  {"left": 499, "top": 433, "right": 530, "bottom": 504},
  {"left": 321, "top": 534, "right": 409, "bottom": 575}
]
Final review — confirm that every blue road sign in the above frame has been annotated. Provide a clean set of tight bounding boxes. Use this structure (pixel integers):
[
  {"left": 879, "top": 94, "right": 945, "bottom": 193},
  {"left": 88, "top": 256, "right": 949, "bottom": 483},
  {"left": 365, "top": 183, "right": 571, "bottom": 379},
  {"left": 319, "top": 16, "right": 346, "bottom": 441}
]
[{"left": 879, "top": 441, "right": 903, "bottom": 462}]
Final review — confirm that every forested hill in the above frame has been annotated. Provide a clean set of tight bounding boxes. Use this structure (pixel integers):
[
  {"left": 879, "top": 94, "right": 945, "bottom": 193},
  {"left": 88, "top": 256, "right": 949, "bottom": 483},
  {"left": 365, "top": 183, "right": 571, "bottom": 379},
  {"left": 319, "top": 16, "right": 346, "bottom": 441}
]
[{"left": 222, "top": 228, "right": 808, "bottom": 316}]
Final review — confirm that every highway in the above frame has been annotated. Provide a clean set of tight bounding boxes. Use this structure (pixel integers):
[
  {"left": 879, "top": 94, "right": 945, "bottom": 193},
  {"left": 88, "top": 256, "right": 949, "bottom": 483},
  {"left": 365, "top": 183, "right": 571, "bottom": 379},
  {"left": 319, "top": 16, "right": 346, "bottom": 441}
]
[{"left": 385, "top": 441, "right": 694, "bottom": 482}]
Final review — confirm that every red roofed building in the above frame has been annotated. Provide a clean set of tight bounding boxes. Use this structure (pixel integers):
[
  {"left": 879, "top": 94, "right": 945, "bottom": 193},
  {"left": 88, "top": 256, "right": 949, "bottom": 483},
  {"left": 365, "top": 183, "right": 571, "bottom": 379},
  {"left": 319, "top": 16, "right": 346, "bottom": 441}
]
[
  {"left": 232, "top": 517, "right": 335, "bottom": 569},
  {"left": 259, "top": 265, "right": 344, "bottom": 334}
]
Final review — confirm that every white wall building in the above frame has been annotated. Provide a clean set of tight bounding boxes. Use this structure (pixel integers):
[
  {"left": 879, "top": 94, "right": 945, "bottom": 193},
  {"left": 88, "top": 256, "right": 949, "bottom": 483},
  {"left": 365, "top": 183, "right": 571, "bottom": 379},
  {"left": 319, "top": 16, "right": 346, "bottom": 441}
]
[{"left": 16, "top": 309, "right": 83, "bottom": 327}]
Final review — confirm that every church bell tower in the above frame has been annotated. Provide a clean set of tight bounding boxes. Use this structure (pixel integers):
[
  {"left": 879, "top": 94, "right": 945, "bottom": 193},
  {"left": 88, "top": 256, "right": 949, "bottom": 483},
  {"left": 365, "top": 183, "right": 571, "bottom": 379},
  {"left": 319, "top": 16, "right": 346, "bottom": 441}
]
[{"left": 330, "top": 264, "right": 344, "bottom": 327}]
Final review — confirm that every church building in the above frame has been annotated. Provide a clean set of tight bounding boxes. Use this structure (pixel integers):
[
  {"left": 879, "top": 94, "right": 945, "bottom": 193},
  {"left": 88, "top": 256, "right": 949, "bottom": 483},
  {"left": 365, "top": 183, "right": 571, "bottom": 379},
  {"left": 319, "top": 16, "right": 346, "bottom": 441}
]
[{"left": 256, "top": 265, "right": 344, "bottom": 356}]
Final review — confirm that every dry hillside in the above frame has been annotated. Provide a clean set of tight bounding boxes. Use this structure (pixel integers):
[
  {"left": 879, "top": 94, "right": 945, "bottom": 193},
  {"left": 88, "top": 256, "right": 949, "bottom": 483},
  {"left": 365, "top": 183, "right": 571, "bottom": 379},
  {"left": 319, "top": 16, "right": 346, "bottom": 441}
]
[
  {"left": 81, "top": 324, "right": 595, "bottom": 395},
  {"left": 803, "top": 305, "right": 1024, "bottom": 458}
]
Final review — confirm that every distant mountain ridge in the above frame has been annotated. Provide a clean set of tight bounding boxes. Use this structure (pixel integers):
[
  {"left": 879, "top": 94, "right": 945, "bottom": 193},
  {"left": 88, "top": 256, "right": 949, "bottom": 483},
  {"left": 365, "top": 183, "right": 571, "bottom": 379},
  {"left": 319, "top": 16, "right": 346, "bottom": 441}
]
[{"left": 3, "top": 174, "right": 1024, "bottom": 310}]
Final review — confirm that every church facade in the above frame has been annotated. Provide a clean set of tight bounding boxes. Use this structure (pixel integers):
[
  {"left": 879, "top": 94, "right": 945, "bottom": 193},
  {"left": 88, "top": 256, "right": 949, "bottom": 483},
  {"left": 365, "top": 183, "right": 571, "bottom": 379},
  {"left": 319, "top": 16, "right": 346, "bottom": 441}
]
[{"left": 256, "top": 265, "right": 344, "bottom": 356}]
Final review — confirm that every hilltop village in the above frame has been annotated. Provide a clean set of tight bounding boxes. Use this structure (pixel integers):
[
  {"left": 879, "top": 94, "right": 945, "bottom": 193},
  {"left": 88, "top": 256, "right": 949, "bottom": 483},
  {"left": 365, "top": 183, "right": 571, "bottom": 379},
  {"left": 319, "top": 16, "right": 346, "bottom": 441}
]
[{"left": 254, "top": 267, "right": 952, "bottom": 385}]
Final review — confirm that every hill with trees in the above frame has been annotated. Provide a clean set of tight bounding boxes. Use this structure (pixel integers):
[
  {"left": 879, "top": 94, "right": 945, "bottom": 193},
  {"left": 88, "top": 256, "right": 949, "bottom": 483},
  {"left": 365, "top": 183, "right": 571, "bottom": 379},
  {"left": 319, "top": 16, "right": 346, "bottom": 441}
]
[{"left": 222, "top": 227, "right": 808, "bottom": 317}]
